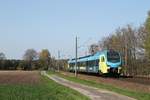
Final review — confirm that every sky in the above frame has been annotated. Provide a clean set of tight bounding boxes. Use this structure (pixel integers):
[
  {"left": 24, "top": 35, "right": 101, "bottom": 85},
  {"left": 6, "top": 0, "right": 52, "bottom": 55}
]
[{"left": 0, "top": 0, "right": 150, "bottom": 59}]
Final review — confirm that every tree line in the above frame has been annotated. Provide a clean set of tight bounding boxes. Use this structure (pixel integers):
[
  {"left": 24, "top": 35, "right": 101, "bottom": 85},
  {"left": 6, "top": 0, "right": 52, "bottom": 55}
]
[
  {"left": 0, "top": 49, "right": 67, "bottom": 70},
  {"left": 1, "top": 11, "right": 150, "bottom": 77},
  {"left": 89, "top": 11, "right": 150, "bottom": 77}
]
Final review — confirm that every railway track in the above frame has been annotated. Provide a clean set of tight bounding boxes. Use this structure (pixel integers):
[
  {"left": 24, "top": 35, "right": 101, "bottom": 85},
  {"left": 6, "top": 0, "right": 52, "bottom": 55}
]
[
  {"left": 66, "top": 71, "right": 150, "bottom": 86},
  {"left": 78, "top": 72, "right": 150, "bottom": 86},
  {"left": 61, "top": 71, "right": 150, "bottom": 93},
  {"left": 118, "top": 77, "right": 150, "bottom": 86}
]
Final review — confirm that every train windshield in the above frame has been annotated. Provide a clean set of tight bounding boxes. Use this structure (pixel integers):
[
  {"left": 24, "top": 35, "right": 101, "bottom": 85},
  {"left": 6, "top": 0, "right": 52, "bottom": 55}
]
[{"left": 107, "top": 51, "right": 120, "bottom": 63}]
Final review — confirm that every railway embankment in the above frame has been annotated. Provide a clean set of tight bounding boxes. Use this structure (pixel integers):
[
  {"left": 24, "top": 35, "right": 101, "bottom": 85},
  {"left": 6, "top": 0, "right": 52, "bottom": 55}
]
[
  {"left": 61, "top": 71, "right": 150, "bottom": 93},
  {"left": 47, "top": 71, "right": 150, "bottom": 100}
]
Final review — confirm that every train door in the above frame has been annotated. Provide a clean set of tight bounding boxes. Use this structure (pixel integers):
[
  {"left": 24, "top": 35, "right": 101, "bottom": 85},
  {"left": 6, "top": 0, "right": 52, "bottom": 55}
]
[{"left": 99, "top": 55, "right": 108, "bottom": 73}]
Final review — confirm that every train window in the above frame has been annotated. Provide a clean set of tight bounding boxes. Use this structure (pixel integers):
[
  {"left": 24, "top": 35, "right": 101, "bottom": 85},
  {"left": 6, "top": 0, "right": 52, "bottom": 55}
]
[
  {"left": 95, "top": 60, "right": 99, "bottom": 66},
  {"left": 85, "top": 61, "right": 87, "bottom": 66},
  {"left": 78, "top": 62, "right": 86, "bottom": 67},
  {"left": 88, "top": 60, "right": 95, "bottom": 66},
  {"left": 101, "top": 56, "right": 105, "bottom": 62},
  {"left": 87, "top": 61, "right": 90, "bottom": 66},
  {"left": 78, "top": 62, "right": 80, "bottom": 67},
  {"left": 83, "top": 62, "right": 86, "bottom": 66},
  {"left": 72, "top": 63, "right": 75, "bottom": 67},
  {"left": 107, "top": 51, "right": 120, "bottom": 62},
  {"left": 72, "top": 63, "right": 74, "bottom": 67},
  {"left": 92, "top": 61, "right": 94, "bottom": 66},
  {"left": 80, "top": 62, "right": 82, "bottom": 66},
  {"left": 69, "top": 63, "right": 73, "bottom": 67}
]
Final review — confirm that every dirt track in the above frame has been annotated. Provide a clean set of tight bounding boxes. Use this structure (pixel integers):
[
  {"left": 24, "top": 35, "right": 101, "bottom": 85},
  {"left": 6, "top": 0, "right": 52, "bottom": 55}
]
[
  {"left": 42, "top": 71, "right": 136, "bottom": 100},
  {"left": 0, "top": 71, "right": 40, "bottom": 85},
  {"left": 61, "top": 71, "right": 150, "bottom": 93}
]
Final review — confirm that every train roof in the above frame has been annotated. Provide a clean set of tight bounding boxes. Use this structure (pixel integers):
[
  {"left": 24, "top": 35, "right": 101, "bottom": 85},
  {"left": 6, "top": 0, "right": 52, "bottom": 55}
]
[{"left": 68, "top": 50, "right": 108, "bottom": 63}]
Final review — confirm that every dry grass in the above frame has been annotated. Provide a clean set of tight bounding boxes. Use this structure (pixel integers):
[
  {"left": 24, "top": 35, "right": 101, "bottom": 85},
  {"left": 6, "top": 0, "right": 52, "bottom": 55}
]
[
  {"left": 0, "top": 71, "right": 41, "bottom": 85},
  {"left": 61, "top": 71, "right": 150, "bottom": 93},
  {"left": 56, "top": 71, "right": 150, "bottom": 100}
]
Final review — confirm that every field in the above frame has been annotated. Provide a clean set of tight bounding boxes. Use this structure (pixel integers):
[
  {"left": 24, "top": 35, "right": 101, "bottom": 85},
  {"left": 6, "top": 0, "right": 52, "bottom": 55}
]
[{"left": 0, "top": 71, "right": 89, "bottom": 100}]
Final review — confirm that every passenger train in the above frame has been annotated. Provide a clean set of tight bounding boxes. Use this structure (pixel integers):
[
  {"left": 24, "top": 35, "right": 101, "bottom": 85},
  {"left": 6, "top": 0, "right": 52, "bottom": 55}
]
[{"left": 68, "top": 50, "right": 122, "bottom": 75}]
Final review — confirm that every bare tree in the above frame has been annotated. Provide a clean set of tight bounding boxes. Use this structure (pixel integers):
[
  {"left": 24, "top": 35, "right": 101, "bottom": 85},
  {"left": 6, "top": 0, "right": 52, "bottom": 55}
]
[
  {"left": 0, "top": 52, "right": 6, "bottom": 70},
  {"left": 23, "top": 49, "right": 38, "bottom": 70},
  {"left": 89, "top": 44, "right": 99, "bottom": 55},
  {"left": 98, "top": 25, "right": 139, "bottom": 76},
  {"left": 0, "top": 52, "right": 6, "bottom": 60}
]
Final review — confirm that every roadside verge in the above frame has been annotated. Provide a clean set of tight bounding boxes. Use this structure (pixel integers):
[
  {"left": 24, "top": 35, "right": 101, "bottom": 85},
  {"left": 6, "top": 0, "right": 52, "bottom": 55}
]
[{"left": 43, "top": 71, "right": 136, "bottom": 100}]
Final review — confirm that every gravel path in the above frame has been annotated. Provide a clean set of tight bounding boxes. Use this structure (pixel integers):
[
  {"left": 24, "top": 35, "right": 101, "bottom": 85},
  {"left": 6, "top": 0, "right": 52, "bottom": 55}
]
[{"left": 42, "top": 71, "right": 136, "bottom": 100}]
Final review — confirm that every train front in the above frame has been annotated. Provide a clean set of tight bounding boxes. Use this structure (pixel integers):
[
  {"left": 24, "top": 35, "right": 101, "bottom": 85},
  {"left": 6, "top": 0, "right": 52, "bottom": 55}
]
[{"left": 106, "top": 50, "right": 122, "bottom": 75}]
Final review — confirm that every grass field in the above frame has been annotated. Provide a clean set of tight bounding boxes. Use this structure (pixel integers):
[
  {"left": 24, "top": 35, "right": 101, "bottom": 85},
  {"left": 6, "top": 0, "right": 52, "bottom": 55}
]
[
  {"left": 0, "top": 71, "right": 89, "bottom": 100},
  {"left": 48, "top": 71, "right": 150, "bottom": 100}
]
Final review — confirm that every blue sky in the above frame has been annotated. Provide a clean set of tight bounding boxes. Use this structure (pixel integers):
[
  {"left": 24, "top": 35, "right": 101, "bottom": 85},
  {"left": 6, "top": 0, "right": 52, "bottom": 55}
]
[{"left": 0, "top": 0, "right": 150, "bottom": 59}]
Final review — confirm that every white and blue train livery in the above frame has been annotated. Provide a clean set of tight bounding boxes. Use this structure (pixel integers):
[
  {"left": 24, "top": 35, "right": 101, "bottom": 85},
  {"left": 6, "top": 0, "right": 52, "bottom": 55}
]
[{"left": 68, "top": 50, "right": 122, "bottom": 75}]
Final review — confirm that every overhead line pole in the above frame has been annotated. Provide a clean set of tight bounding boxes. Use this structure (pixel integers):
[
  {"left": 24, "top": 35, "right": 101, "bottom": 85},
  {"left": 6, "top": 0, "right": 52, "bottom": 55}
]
[
  {"left": 58, "top": 50, "right": 60, "bottom": 72},
  {"left": 75, "top": 36, "right": 77, "bottom": 77}
]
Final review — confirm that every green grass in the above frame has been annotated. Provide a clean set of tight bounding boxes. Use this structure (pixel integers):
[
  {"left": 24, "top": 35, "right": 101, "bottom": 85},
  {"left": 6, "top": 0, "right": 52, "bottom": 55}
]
[
  {"left": 0, "top": 73, "right": 89, "bottom": 100},
  {"left": 48, "top": 71, "right": 150, "bottom": 100}
]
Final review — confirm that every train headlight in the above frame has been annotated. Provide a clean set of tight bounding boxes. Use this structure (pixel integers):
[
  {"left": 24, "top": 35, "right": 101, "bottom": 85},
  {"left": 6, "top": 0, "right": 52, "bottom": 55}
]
[
  {"left": 118, "top": 67, "right": 121, "bottom": 70},
  {"left": 107, "top": 66, "right": 110, "bottom": 72},
  {"left": 118, "top": 67, "right": 121, "bottom": 73},
  {"left": 107, "top": 66, "right": 110, "bottom": 69}
]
